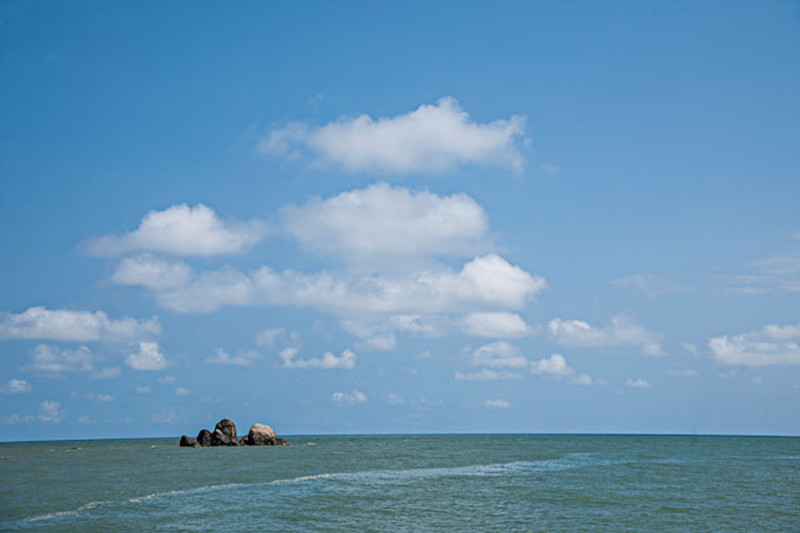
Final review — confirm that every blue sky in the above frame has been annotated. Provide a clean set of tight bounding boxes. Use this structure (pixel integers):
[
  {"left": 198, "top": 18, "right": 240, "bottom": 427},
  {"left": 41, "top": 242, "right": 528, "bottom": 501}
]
[{"left": 1, "top": 0, "right": 799, "bottom": 440}]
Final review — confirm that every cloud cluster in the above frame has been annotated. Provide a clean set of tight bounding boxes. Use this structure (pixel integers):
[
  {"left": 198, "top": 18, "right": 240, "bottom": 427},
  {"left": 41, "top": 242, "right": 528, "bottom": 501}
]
[
  {"left": 279, "top": 348, "right": 356, "bottom": 369},
  {"left": 260, "top": 97, "right": 527, "bottom": 174},
  {"left": 124, "top": 253, "right": 544, "bottom": 316},
  {"left": 0, "top": 307, "right": 161, "bottom": 342},
  {"left": 548, "top": 315, "right": 664, "bottom": 356},
  {"left": 709, "top": 324, "right": 800, "bottom": 366},
  {"left": 85, "top": 204, "right": 265, "bottom": 257},
  {"left": 332, "top": 390, "right": 367, "bottom": 404},
  {"left": 205, "top": 348, "right": 261, "bottom": 367}
]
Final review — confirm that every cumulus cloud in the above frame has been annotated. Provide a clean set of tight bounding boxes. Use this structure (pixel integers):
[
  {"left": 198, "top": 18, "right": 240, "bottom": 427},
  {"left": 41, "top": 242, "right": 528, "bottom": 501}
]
[
  {"left": 260, "top": 97, "right": 527, "bottom": 174},
  {"left": 1, "top": 379, "right": 32, "bottom": 394},
  {"left": 454, "top": 369, "right": 521, "bottom": 381},
  {"left": 205, "top": 348, "right": 261, "bottom": 367},
  {"left": 462, "top": 312, "right": 531, "bottom": 338},
  {"left": 626, "top": 378, "right": 652, "bottom": 388},
  {"left": 469, "top": 341, "right": 528, "bottom": 368},
  {"left": 708, "top": 324, "right": 800, "bottom": 366},
  {"left": 112, "top": 255, "right": 193, "bottom": 290},
  {"left": 0, "top": 306, "right": 161, "bottom": 342},
  {"left": 126, "top": 341, "right": 167, "bottom": 371},
  {"left": 145, "top": 254, "right": 544, "bottom": 316},
  {"left": 279, "top": 348, "right": 356, "bottom": 369},
  {"left": 529, "top": 353, "right": 573, "bottom": 377},
  {"left": 84, "top": 204, "right": 265, "bottom": 257},
  {"left": 548, "top": 315, "right": 664, "bottom": 356},
  {"left": 38, "top": 400, "right": 63, "bottom": 422},
  {"left": 484, "top": 399, "right": 511, "bottom": 409},
  {"left": 282, "top": 183, "right": 489, "bottom": 262},
  {"left": 332, "top": 390, "right": 367, "bottom": 404}
]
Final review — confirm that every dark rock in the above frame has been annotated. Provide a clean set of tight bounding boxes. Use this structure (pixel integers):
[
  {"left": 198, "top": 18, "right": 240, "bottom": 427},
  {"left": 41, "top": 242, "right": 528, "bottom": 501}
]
[
  {"left": 180, "top": 435, "right": 199, "bottom": 447},
  {"left": 196, "top": 429, "right": 212, "bottom": 447},
  {"left": 244, "top": 423, "right": 276, "bottom": 445},
  {"left": 214, "top": 418, "right": 237, "bottom": 443},
  {"left": 210, "top": 428, "right": 239, "bottom": 446},
  {"left": 275, "top": 437, "right": 291, "bottom": 446}
]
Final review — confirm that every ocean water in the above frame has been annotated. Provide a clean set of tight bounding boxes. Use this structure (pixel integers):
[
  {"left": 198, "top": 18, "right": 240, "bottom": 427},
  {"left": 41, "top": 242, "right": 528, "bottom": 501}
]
[{"left": 0, "top": 434, "right": 798, "bottom": 532}]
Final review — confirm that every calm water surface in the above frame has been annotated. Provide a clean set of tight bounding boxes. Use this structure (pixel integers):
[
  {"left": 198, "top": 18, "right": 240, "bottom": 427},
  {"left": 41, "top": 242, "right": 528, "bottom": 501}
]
[{"left": 1, "top": 434, "right": 798, "bottom": 531}]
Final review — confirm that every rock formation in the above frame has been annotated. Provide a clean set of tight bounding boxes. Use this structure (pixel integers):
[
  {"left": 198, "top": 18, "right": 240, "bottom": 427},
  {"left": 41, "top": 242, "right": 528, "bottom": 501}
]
[{"left": 180, "top": 418, "right": 289, "bottom": 447}]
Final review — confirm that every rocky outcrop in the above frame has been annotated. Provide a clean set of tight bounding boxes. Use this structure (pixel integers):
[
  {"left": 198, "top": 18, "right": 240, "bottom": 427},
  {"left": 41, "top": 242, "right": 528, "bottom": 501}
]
[
  {"left": 180, "top": 418, "right": 289, "bottom": 447},
  {"left": 179, "top": 435, "right": 199, "bottom": 447}
]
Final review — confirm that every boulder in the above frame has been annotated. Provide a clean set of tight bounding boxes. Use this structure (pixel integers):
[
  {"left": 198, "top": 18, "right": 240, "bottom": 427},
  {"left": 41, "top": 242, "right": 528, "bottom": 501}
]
[
  {"left": 245, "top": 423, "right": 277, "bottom": 445},
  {"left": 180, "top": 435, "right": 199, "bottom": 447},
  {"left": 275, "top": 437, "right": 291, "bottom": 446},
  {"left": 196, "top": 429, "right": 212, "bottom": 447},
  {"left": 215, "top": 418, "right": 237, "bottom": 443},
  {"left": 210, "top": 428, "right": 238, "bottom": 446}
]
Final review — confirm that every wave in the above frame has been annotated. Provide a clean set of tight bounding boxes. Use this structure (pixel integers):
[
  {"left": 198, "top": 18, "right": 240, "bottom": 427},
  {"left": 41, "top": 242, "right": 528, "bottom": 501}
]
[{"left": 10, "top": 453, "right": 611, "bottom": 526}]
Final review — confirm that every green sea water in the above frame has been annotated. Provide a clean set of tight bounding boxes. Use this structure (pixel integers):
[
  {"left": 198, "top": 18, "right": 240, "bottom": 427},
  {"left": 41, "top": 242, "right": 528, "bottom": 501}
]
[{"left": 1, "top": 434, "right": 798, "bottom": 532}]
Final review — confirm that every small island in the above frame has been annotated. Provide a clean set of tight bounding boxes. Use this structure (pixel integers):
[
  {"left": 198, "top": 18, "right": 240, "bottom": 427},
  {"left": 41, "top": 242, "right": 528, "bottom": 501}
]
[{"left": 179, "top": 418, "right": 290, "bottom": 447}]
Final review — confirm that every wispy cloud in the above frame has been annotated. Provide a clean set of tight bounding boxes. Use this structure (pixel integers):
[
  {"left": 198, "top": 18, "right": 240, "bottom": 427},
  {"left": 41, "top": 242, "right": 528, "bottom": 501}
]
[{"left": 709, "top": 324, "right": 800, "bottom": 366}]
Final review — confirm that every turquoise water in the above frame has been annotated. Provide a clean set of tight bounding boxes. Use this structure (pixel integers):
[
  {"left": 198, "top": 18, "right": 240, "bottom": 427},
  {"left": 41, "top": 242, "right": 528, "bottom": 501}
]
[{"left": 1, "top": 434, "right": 798, "bottom": 531}]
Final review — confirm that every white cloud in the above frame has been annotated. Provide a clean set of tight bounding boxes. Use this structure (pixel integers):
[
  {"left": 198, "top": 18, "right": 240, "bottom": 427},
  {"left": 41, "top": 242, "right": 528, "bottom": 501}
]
[
  {"left": 0, "top": 306, "right": 160, "bottom": 342},
  {"left": 256, "top": 327, "right": 285, "bottom": 348},
  {"left": 260, "top": 97, "right": 527, "bottom": 174},
  {"left": 530, "top": 353, "right": 573, "bottom": 377},
  {"left": 462, "top": 312, "right": 531, "bottom": 338},
  {"left": 626, "top": 378, "right": 652, "bottom": 389},
  {"left": 548, "top": 315, "right": 664, "bottom": 356},
  {"left": 484, "top": 398, "right": 511, "bottom": 409},
  {"left": 751, "top": 377, "right": 763, "bottom": 385},
  {"left": 279, "top": 348, "right": 356, "bottom": 369},
  {"left": 27, "top": 344, "right": 95, "bottom": 375},
  {"left": 126, "top": 341, "right": 167, "bottom": 371},
  {"left": 342, "top": 314, "right": 442, "bottom": 352},
  {"left": 149, "top": 254, "right": 544, "bottom": 316},
  {"left": 174, "top": 387, "right": 192, "bottom": 395},
  {"left": 332, "top": 390, "right": 367, "bottom": 404},
  {"left": 158, "top": 375, "right": 176, "bottom": 384},
  {"left": 570, "top": 373, "right": 606, "bottom": 386},
  {"left": 84, "top": 204, "right": 265, "bottom": 257},
  {"left": 205, "top": 348, "right": 261, "bottom": 367},
  {"left": 38, "top": 400, "right": 63, "bottom": 422},
  {"left": 1, "top": 379, "right": 32, "bottom": 394},
  {"left": 708, "top": 324, "right": 800, "bottom": 366},
  {"left": 112, "top": 255, "right": 193, "bottom": 290},
  {"left": 136, "top": 385, "right": 151, "bottom": 394},
  {"left": 454, "top": 369, "right": 521, "bottom": 381},
  {"left": 282, "top": 183, "right": 489, "bottom": 262},
  {"left": 469, "top": 341, "right": 528, "bottom": 368}
]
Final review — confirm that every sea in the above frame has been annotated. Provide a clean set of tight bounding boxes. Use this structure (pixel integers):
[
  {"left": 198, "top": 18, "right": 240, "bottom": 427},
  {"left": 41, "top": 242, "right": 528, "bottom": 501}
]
[{"left": 1, "top": 434, "right": 798, "bottom": 532}]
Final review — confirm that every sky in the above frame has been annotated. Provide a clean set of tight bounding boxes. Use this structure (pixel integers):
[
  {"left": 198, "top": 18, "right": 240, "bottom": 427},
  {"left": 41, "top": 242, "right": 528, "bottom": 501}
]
[{"left": 1, "top": 0, "right": 799, "bottom": 441}]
